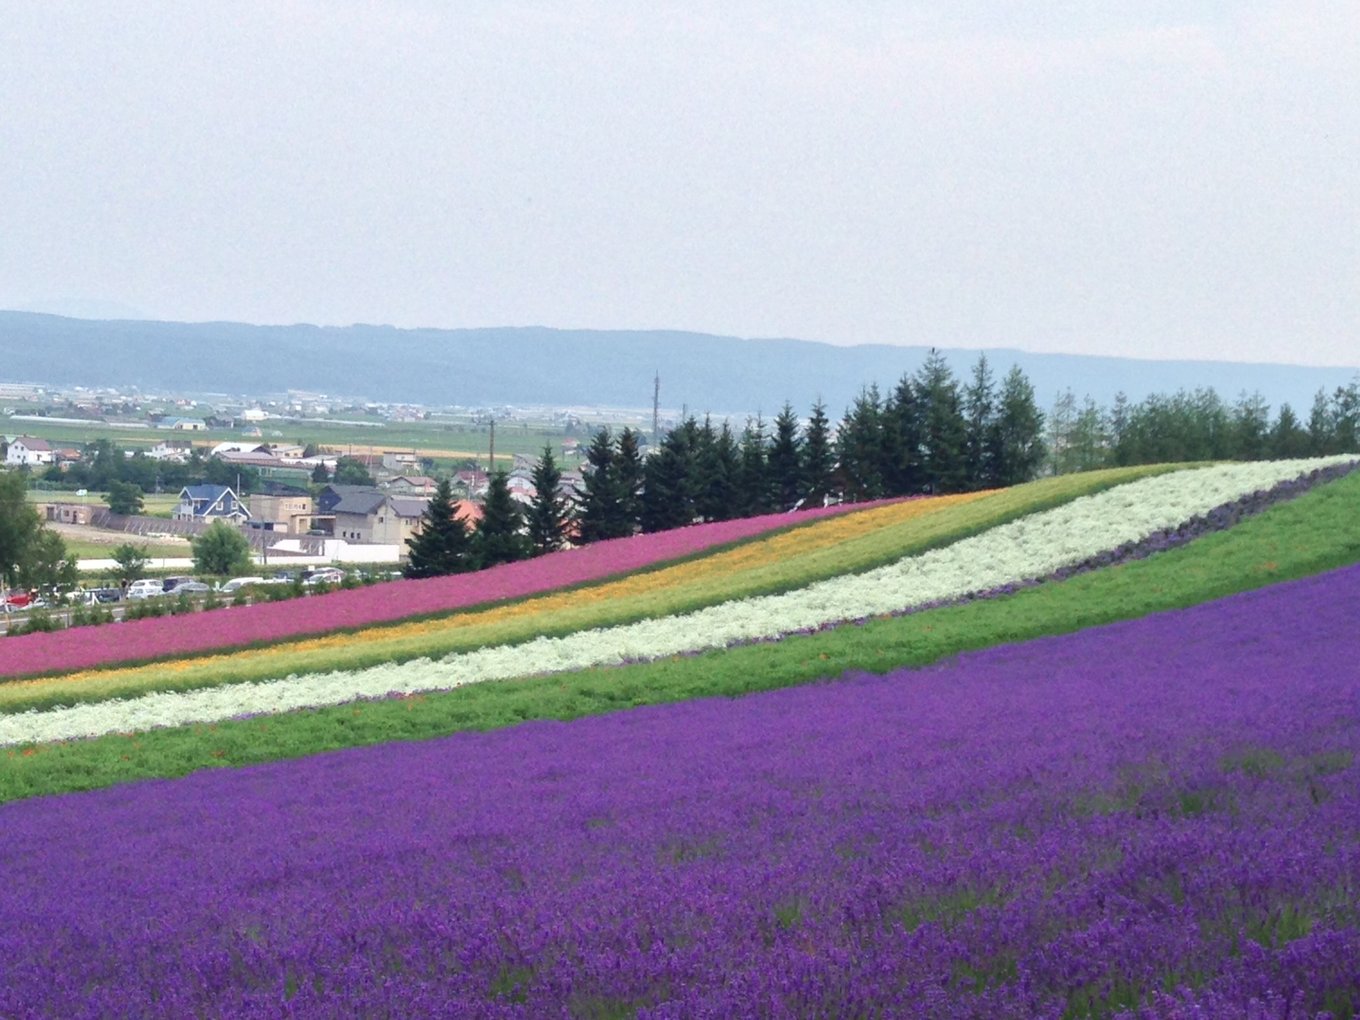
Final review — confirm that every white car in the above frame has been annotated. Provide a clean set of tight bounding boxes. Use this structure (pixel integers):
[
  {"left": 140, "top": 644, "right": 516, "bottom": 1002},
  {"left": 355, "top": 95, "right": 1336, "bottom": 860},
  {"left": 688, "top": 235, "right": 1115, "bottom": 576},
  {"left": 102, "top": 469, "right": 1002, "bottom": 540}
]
[{"left": 124, "top": 579, "right": 165, "bottom": 600}]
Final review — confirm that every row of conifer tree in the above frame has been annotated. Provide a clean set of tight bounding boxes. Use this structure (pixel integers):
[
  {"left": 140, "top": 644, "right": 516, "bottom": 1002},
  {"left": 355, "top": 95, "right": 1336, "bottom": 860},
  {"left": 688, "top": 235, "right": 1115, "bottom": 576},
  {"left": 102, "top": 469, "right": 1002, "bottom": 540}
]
[{"left": 404, "top": 351, "right": 1047, "bottom": 576}]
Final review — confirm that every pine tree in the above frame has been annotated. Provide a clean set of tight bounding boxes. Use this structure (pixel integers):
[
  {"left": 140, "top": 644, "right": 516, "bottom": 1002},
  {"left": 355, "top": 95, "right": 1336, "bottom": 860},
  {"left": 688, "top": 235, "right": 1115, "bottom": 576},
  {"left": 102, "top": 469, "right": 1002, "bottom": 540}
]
[
  {"left": 962, "top": 354, "right": 996, "bottom": 489},
  {"left": 735, "top": 416, "right": 774, "bottom": 517},
  {"left": 640, "top": 443, "right": 690, "bottom": 532},
  {"left": 527, "top": 446, "right": 571, "bottom": 555},
  {"left": 835, "top": 386, "right": 885, "bottom": 502},
  {"left": 615, "top": 427, "right": 645, "bottom": 533},
  {"left": 801, "top": 400, "right": 836, "bottom": 507},
  {"left": 694, "top": 418, "right": 739, "bottom": 521},
  {"left": 880, "top": 375, "right": 923, "bottom": 496},
  {"left": 915, "top": 350, "right": 968, "bottom": 493},
  {"left": 768, "top": 403, "right": 803, "bottom": 511},
  {"left": 1307, "top": 389, "right": 1334, "bottom": 455},
  {"left": 1270, "top": 403, "right": 1310, "bottom": 459},
  {"left": 575, "top": 428, "right": 625, "bottom": 544},
  {"left": 475, "top": 469, "right": 530, "bottom": 567},
  {"left": 404, "top": 479, "right": 473, "bottom": 578},
  {"left": 993, "top": 366, "right": 1046, "bottom": 486}
]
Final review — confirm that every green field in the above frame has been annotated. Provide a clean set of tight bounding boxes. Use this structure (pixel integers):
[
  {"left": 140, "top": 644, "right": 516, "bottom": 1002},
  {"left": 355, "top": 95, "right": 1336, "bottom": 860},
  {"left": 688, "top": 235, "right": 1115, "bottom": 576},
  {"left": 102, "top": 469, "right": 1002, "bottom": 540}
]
[{"left": 2, "top": 413, "right": 610, "bottom": 463}]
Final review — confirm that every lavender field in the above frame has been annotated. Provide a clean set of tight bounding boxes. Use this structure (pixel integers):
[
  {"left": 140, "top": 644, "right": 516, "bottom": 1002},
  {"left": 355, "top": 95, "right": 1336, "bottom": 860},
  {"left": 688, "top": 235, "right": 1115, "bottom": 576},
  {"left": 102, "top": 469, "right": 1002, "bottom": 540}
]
[{"left": 3, "top": 564, "right": 1359, "bottom": 1018}]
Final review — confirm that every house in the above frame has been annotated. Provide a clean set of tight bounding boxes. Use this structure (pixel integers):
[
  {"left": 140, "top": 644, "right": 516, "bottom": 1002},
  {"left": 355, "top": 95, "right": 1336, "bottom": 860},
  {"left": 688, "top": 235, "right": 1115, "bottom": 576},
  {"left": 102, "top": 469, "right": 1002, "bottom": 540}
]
[
  {"left": 329, "top": 489, "right": 396, "bottom": 544},
  {"left": 4, "top": 436, "right": 54, "bottom": 467},
  {"left": 381, "top": 451, "right": 420, "bottom": 474},
  {"left": 149, "top": 440, "right": 193, "bottom": 462},
  {"left": 161, "top": 417, "right": 207, "bottom": 431},
  {"left": 328, "top": 490, "right": 482, "bottom": 546},
  {"left": 452, "top": 468, "right": 488, "bottom": 497},
  {"left": 46, "top": 503, "right": 94, "bottom": 525},
  {"left": 247, "top": 482, "right": 314, "bottom": 534},
  {"left": 172, "top": 484, "right": 251, "bottom": 523},
  {"left": 381, "top": 474, "right": 437, "bottom": 496}
]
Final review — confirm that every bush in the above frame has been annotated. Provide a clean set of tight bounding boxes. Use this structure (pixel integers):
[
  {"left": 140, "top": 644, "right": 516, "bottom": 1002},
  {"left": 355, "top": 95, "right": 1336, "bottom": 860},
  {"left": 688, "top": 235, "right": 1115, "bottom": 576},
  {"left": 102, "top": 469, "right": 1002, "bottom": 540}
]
[{"left": 14, "top": 609, "right": 61, "bottom": 635}]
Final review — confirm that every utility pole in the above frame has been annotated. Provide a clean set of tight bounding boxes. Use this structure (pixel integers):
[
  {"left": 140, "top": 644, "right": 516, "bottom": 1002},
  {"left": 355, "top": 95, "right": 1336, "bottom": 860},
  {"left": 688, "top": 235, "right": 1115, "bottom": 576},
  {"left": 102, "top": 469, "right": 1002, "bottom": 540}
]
[
  {"left": 489, "top": 418, "right": 495, "bottom": 472},
  {"left": 653, "top": 372, "right": 660, "bottom": 444}
]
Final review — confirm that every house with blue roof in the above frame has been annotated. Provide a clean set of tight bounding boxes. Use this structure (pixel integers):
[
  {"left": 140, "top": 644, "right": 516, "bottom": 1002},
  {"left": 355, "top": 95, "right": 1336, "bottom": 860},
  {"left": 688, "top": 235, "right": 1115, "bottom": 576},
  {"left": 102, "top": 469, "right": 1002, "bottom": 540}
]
[{"left": 173, "top": 484, "right": 251, "bottom": 523}]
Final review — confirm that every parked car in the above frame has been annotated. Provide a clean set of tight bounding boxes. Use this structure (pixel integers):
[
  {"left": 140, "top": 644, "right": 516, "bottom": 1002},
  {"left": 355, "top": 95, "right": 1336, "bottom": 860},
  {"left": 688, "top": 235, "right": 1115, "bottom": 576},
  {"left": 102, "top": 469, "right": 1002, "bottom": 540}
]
[
  {"left": 218, "top": 576, "right": 267, "bottom": 595},
  {"left": 80, "top": 587, "right": 122, "bottom": 605},
  {"left": 125, "top": 579, "right": 166, "bottom": 600},
  {"left": 167, "top": 581, "right": 212, "bottom": 596},
  {"left": 161, "top": 576, "right": 195, "bottom": 593},
  {"left": 304, "top": 568, "right": 346, "bottom": 586}
]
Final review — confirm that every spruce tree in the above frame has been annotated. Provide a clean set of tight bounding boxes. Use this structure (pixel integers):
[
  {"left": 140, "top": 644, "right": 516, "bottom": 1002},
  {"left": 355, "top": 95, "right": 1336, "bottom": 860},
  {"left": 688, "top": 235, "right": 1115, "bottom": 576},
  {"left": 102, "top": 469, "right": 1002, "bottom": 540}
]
[
  {"left": 993, "top": 366, "right": 1047, "bottom": 486},
  {"left": 801, "top": 400, "right": 836, "bottom": 508},
  {"left": 962, "top": 354, "right": 997, "bottom": 489},
  {"left": 880, "top": 375, "right": 923, "bottom": 497},
  {"left": 640, "top": 420, "right": 698, "bottom": 532},
  {"left": 835, "top": 386, "right": 885, "bottom": 502},
  {"left": 404, "top": 479, "right": 472, "bottom": 578},
  {"left": 915, "top": 350, "right": 969, "bottom": 493},
  {"left": 615, "top": 427, "right": 645, "bottom": 533},
  {"left": 694, "top": 418, "right": 739, "bottom": 521},
  {"left": 527, "top": 445, "right": 571, "bottom": 555},
  {"left": 768, "top": 403, "right": 803, "bottom": 511},
  {"left": 475, "top": 469, "right": 530, "bottom": 567},
  {"left": 575, "top": 428, "right": 624, "bottom": 544},
  {"left": 735, "top": 416, "right": 774, "bottom": 517}
]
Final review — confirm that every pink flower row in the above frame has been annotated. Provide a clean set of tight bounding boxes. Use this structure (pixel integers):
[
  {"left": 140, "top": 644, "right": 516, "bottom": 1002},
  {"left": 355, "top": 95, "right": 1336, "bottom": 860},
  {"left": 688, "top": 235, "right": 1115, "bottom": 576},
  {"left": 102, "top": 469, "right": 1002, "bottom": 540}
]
[{"left": 0, "top": 504, "right": 870, "bottom": 680}]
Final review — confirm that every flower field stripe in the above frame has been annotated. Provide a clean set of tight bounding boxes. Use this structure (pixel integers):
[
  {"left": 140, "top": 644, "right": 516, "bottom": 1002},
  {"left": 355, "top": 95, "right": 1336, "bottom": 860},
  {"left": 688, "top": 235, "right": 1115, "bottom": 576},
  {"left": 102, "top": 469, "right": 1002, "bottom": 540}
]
[
  {"left": 0, "top": 468, "right": 1165, "bottom": 713},
  {"left": 2, "top": 457, "right": 1346, "bottom": 746},
  {"left": 3, "top": 556, "right": 1359, "bottom": 1015},
  {"left": 7, "top": 464, "right": 1360, "bottom": 802},
  {"left": 0, "top": 501, "right": 872, "bottom": 679}
]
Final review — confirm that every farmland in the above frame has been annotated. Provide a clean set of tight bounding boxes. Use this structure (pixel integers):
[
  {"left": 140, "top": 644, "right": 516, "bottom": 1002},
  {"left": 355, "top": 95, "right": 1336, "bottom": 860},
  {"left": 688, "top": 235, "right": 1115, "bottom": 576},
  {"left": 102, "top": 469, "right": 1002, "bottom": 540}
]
[{"left": 2, "top": 456, "right": 1359, "bottom": 1017}]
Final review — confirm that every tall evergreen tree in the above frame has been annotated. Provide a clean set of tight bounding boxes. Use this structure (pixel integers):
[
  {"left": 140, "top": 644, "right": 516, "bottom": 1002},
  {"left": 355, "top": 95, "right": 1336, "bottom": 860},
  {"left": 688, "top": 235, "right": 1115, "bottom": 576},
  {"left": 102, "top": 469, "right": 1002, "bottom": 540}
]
[
  {"left": 801, "top": 400, "right": 836, "bottom": 507},
  {"left": 1270, "top": 403, "right": 1311, "bottom": 459},
  {"left": 615, "top": 427, "right": 645, "bottom": 533},
  {"left": 404, "top": 479, "right": 473, "bottom": 578},
  {"left": 880, "top": 374, "right": 923, "bottom": 496},
  {"left": 1332, "top": 379, "right": 1360, "bottom": 452},
  {"left": 475, "top": 469, "right": 530, "bottom": 567},
  {"left": 1307, "top": 389, "right": 1334, "bottom": 455},
  {"left": 915, "top": 350, "right": 969, "bottom": 493},
  {"left": 836, "top": 386, "right": 885, "bottom": 502},
  {"left": 962, "top": 354, "right": 997, "bottom": 489},
  {"left": 640, "top": 432, "right": 694, "bottom": 533},
  {"left": 575, "top": 428, "right": 626, "bottom": 543},
  {"left": 1230, "top": 391, "right": 1272, "bottom": 461},
  {"left": 768, "top": 403, "right": 803, "bottom": 511},
  {"left": 993, "top": 366, "right": 1046, "bottom": 486},
  {"left": 527, "top": 445, "right": 571, "bottom": 555},
  {"left": 694, "top": 418, "right": 740, "bottom": 521},
  {"left": 735, "top": 416, "right": 774, "bottom": 517}
]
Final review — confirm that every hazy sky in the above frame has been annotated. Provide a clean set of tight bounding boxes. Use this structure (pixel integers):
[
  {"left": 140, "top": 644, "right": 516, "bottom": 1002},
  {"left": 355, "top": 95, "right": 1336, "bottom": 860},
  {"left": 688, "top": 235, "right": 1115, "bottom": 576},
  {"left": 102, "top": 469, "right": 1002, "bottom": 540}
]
[{"left": 2, "top": 2, "right": 1356, "bottom": 367}]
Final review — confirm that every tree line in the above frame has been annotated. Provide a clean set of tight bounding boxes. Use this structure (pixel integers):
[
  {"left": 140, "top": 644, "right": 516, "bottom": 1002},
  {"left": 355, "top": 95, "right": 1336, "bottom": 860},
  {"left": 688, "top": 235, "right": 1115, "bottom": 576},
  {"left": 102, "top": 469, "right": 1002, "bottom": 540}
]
[
  {"left": 1047, "top": 378, "right": 1360, "bottom": 473},
  {"left": 405, "top": 351, "right": 1048, "bottom": 576}
]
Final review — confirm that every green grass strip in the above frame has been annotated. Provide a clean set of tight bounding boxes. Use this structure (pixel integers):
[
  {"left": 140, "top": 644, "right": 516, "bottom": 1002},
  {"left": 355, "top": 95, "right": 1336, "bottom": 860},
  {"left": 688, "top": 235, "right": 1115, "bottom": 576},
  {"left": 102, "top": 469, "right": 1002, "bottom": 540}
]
[
  {"left": 3, "top": 466, "right": 1357, "bottom": 805},
  {"left": 1, "top": 466, "right": 1169, "bottom": 712}
]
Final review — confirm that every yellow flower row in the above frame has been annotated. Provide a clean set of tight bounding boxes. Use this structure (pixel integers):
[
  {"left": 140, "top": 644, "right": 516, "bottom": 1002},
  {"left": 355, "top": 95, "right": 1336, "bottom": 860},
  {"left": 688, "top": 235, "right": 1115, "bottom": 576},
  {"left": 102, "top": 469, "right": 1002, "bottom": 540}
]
[
  {"left": 3, "top": 467, "right": 1166, "bottom": 713},
  {"left": 5, "top": 495, "right": 986, "bottom": 708}
]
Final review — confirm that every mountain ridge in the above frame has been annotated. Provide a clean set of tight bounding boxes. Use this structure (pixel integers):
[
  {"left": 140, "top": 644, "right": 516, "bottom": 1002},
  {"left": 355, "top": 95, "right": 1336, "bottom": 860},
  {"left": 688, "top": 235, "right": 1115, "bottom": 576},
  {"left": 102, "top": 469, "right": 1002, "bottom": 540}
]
[{"left": 2, "top": 310, "right": 1355, "bottom": 416}]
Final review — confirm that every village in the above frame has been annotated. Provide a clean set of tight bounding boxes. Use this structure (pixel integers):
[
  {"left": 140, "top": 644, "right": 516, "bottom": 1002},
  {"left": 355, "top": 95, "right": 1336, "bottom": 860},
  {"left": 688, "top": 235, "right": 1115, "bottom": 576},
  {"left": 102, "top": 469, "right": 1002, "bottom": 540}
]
[{"left": 0, "top": 380, "right": 668, "bottom": 571}]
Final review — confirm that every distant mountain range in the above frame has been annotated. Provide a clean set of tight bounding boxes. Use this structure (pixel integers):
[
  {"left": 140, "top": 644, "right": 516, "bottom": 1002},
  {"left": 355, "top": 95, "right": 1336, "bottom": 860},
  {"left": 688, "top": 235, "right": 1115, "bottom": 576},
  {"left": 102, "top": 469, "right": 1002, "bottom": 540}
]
[{"left": 1, "top": 311, "right": 1356, "bottom": 417}]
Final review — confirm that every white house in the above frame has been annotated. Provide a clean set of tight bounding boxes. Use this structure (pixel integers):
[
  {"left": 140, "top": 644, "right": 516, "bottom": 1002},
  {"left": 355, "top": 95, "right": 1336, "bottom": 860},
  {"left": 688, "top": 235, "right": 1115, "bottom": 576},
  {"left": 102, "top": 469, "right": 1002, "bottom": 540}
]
[
  {"left": 149, "top": 440, "right": 193, "bottom": 462},
  {"left": 4, "top": 436, "right": 54, "bottom": 467}
]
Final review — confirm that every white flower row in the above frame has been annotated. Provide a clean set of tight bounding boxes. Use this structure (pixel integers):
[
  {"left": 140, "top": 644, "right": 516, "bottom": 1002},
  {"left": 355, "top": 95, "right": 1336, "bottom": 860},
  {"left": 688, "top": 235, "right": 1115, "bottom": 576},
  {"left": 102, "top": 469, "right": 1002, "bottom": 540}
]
[{"left": 3, "top": 456, "right": 1352, "bottom": 746}]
